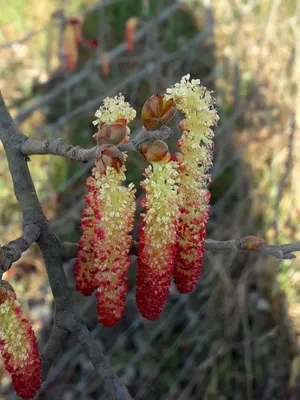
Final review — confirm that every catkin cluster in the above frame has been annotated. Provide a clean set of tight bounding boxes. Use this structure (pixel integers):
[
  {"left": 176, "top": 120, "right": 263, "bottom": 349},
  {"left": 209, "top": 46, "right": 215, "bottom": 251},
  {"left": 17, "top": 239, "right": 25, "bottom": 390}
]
[{"left": 75, "top": 76, "right": 219, "bottom": 325}]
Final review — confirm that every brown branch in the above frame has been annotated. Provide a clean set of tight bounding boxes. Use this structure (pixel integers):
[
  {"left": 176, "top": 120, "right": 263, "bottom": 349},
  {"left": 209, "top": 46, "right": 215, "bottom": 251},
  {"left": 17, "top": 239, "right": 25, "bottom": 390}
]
[
  {"left": 61, "top": 241, "right": 79, "bottom": 260},
  {"left": 0, "top": 222, "right": 42, "bottom": 277},
  {"left": 62, "top": 237, "right": 300, "bottom": 262},
  {"left": 205, "top": 237, "right": 300, "bottom": 260},
  {"left": 21, "top": 126, "right": 174, "bottom": 161},
  {"left": 0, "top": 90, "right": 133, "bottom": 400},
  {"left": 21, "top": 138, "right": 99, "bottom": 162},
  {"left": 74, "top": 323, "right": 132, "bottom": 400},
  {"left": 41, "top": 322, "right": 69, "bottom": 381}
]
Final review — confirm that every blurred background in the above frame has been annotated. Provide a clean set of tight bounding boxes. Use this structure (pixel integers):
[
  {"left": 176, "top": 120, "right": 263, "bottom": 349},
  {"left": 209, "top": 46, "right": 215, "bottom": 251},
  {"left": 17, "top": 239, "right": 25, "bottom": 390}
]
[{"left": 1, "top": 0, "right": 300, "bottom": 398}]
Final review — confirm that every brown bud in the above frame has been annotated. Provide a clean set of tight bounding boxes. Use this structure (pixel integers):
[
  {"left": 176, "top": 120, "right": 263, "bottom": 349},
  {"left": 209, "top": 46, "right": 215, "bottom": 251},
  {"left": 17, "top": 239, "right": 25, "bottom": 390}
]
[
  {"left": 138, "top": 141, "right": 151, "bottom": 156},
  {"left": 144, "top": 140, "right": 171, "bottom": 163},
  {"left": 95, "top": 144, "right": 125, "bottom": 173},
  {"left": 94, "top": 120, "right": 127, "bottom": 145},
  {"left": 0, "top": 281, "right": 16, "bottom": 305},
  {"left": 142, "top": 94, "right": 176, "bottom": 130},
  {"left": 240, "top": 235, "right": 266, "bottom": 252}
]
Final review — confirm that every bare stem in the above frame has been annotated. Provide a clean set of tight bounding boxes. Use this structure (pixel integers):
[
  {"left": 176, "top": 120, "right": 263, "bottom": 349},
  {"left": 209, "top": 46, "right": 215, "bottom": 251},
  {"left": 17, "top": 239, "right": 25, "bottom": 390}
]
[
  {"left": 21, "top": 126, "right": 174, "bottom": 161},
  {"left": 0, "top": 222, "right": 42, "bottom": 278},
  {"left": 63, "top": 238, "right": 300, "bottom": 261}
]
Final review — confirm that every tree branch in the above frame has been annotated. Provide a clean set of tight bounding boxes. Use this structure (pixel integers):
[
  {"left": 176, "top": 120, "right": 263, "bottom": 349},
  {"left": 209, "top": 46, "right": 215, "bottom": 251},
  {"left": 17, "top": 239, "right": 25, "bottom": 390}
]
[
  {"left": 73, "top": 323, "right": 132, "bottom": 400},
  {"left": 0, "top": 93, "right": 42, "bottom": 216},
  {"left": 21, "top": 138, "right": 98, "bottom": 162},
  {"left": 62, "top": 237, "right": 300, "bottom": 261},
  {"left": 205, "top": 237, "right": 300, "bottom": 260},
  {"left": 0, "top": 222, "right": 41, "bottom": 278},
  {"left": 20, "top": 126, "right": 174, "bottom": 161},
  {"left": 41, "top": 323, "right": 69, "bottom": 381}
]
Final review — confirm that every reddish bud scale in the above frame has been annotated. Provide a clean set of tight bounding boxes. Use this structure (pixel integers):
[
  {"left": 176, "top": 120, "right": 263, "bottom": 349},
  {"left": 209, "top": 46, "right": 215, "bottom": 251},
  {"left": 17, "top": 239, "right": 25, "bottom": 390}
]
[
  {"left": 0, "top": 285, "right": 41, "bottom": 399},
  {"left": 136, "top": 162, "right": 179, "bottom": 320},
  {"left": 141, "top": 93, "right": 176, "bottom": 130}
]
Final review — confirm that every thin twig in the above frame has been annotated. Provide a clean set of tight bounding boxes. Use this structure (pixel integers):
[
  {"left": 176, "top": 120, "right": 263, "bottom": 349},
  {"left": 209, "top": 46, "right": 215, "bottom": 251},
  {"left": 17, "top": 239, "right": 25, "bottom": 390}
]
[
  {"left": 205, "top": 238, "right": 300, "bottom": 260},
  {"left": 0, "top": 224, "right": 41, "bottom": 278},
  {"left": 21, "top": 126, "right": 174, "bottom": 160},
  {"left": 22, "top": 138, "right": 99, "bottom": 162},
  {"left": 62, "top": 237, "right": 300, "bottom": 262}
]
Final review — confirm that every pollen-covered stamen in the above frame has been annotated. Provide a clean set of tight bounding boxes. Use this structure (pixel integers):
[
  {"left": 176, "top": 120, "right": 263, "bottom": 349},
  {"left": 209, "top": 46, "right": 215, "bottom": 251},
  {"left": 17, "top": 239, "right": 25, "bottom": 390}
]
[
  {"left": 0, "top": 281, "right": 41, "bottom": 399},
  {"left": 166, "top": 74, "right": 219, "bottom": 294},
  {"left": 93, "top": 93, "right": 136, "bottom": 127},
  {"left": 136, "top": 161, "right": 179, "bottom": 320},
  {"left": 93, "top": 93, "right": 136, "bottom": 144}
]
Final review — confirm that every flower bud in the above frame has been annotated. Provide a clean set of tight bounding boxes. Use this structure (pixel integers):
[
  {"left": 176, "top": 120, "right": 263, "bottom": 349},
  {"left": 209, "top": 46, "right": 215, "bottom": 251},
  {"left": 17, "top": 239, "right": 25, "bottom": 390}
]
[
  {"left": 142, "top": 94, "right": 176, "bottom": 130},
  {"left": 138, "top": 141, "right": 151, "bottom": 156},
  {"left": 240, "top": 235, "right": 266, "bottom": 252},
  {"left": 96, "top": 144, "right": 125, "bottom": 173},
  {"left": 93, "top": 119, "right": 127, "bottom": 145},
  {"left": 144, "top": 140, "right": 171, "bottom": 163}
]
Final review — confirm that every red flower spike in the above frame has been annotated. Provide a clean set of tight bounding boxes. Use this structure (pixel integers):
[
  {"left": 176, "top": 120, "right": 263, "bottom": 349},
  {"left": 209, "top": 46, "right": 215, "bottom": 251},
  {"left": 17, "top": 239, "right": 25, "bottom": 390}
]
[
  {"left": 0, "top": 281, "right": 41, "bottom": 399},
  {"left": 76, "top": 94, "right": 136, "bottom": 326},
  {"left": 75, "top": 176, "right": 100, "bottom": 295},
  {"left": 136, "top": 162, "right": 179, "bottom": 320},
  {"left": 90, "top": 166, "right": 136, "bottom": 327},
  {"left": 75, "top": 167, "right": 136, "bottom": 326},
  {"left": 96, "top": 277, "right": 129, "bottom": 327},
  {"left": 165, "top": 75, "right": 219, "bottom": 294},
  {"left": 174, "top": 206, "right": 210, "bottom": 293}
]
